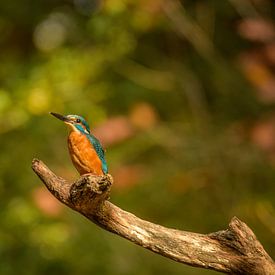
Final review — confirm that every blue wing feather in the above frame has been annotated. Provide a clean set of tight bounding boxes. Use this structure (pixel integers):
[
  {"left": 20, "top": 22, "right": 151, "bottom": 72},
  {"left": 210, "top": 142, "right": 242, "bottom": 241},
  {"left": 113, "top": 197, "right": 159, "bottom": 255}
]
[{"left": 87, "top": 134, "right": 108, "bottom": 174}]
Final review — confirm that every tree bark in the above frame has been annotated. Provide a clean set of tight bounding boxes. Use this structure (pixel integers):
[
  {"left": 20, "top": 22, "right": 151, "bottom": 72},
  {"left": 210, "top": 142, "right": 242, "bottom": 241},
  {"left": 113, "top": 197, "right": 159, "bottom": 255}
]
[{"left": 32, "top": 159, "right": 275, "bottom": 274}]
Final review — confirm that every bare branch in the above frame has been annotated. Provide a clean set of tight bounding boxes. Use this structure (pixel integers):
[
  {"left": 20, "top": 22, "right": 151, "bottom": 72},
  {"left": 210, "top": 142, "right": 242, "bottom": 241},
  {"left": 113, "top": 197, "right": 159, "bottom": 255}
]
[{"left": 32, "top": 159, "right": 275, "bottom": 274}]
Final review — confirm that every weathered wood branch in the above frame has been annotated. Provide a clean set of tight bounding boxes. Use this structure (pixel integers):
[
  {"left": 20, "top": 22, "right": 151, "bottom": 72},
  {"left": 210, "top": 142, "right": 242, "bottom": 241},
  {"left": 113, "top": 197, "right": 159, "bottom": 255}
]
[{"left": 32, "top": 159, "right": 275, "bottom": 274}]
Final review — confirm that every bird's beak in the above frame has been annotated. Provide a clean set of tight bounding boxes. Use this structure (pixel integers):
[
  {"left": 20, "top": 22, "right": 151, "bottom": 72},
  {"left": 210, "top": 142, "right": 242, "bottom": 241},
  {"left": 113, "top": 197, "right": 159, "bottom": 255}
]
[{"left": 50, "top": 112, "right": 71, "bottom": 123}]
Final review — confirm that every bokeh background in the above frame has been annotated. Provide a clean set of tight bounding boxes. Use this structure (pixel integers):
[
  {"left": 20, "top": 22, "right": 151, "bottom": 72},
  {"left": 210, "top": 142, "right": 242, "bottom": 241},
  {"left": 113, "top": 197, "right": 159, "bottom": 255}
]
[{"left": 0, "top": 0, "right": 275, "bottom": 274}]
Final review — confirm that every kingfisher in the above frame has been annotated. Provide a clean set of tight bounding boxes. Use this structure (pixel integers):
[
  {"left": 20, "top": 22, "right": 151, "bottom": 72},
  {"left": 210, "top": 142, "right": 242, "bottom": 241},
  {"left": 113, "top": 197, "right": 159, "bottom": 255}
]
[{"left": 50, "top": 112, "right": 108, "bottom": 176}]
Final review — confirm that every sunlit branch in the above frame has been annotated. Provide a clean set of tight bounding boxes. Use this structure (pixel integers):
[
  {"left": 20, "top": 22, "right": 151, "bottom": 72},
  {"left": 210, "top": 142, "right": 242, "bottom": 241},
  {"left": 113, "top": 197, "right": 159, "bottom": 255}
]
[{"left": 32, "top": 159, "right": 275, "bottom": 275}]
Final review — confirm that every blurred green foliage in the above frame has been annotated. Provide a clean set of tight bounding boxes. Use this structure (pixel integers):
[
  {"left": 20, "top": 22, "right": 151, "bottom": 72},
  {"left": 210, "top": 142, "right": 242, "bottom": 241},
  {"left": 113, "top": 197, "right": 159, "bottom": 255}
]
[{"left": 0, "top": 0, "right": 275, "bottom": 274}]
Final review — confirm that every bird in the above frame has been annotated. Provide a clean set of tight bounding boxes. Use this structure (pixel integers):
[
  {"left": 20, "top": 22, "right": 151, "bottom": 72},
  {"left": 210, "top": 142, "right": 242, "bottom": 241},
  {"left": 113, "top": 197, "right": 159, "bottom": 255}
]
[{"left": 50, "top": 112, "right": 108, "bottom": 176}]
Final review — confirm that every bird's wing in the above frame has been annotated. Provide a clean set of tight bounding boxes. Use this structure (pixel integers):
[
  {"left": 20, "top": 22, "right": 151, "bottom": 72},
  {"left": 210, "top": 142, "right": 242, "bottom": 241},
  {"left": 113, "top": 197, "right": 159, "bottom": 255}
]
[{"left": 87, "top": 134, "right": 108, "bottom": 174}]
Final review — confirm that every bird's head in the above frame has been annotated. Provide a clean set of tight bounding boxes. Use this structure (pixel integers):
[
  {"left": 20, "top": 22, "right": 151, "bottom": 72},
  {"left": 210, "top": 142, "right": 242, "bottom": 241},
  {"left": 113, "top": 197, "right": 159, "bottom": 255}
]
[{"left": 50, "top": 112, "right": 90, "bottom": 134}]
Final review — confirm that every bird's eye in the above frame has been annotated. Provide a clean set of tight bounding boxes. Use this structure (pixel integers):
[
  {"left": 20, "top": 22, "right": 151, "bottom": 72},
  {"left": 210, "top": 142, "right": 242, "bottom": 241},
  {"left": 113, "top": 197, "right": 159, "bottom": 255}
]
[{"left": 76, "top": 119, "right": 81, "bottom": 123}]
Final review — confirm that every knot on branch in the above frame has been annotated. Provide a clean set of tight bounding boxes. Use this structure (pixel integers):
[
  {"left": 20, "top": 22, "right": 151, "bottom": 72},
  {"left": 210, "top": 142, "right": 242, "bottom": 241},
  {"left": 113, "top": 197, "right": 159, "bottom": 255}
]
[
  {"left": 69, "top": 174, "right": 113, "bottom": 213},
  {"left": 209, "top": 217, "right": 270, "bottom": 257},
  {"left": 31, "top": 159, "right": 113, "bottom": 214},
  {"left": 209, "top": 217, "right": 274, "bottom": 274}
]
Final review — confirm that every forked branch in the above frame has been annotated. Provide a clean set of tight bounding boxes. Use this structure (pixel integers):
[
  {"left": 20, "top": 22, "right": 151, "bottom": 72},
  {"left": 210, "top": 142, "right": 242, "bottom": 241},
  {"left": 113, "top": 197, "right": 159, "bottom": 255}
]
[{"left": 32, "top": 159, "right": 275, "bottom": 274}]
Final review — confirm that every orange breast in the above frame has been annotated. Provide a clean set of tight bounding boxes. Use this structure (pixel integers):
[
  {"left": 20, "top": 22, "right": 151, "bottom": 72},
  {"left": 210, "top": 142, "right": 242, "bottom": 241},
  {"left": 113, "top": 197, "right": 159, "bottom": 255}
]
[{"left": 67, "top": 131, "right": 104, "bottom": 175}]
